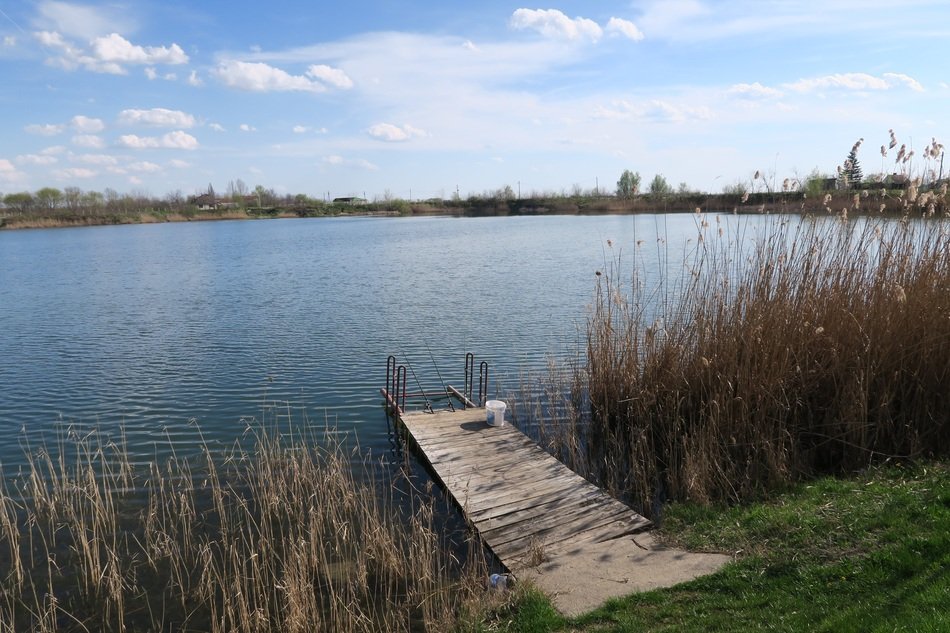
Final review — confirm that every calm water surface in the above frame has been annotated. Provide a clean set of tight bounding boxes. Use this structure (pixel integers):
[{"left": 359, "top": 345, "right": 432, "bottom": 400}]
[{"left": 0, "top": 214, "right": 738, "bottom": 474}]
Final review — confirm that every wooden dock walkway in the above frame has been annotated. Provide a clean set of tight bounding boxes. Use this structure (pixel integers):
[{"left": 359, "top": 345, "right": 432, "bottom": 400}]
[
  {"left": 398, "top": 406, "right": 652, "bottom": 566},
  {"left": 393, "top": 402, "right": 731, "bottom": 615}
]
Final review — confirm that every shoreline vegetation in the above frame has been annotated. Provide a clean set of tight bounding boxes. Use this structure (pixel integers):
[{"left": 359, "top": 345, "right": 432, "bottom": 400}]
[
  {"left": 0, "top": 422, "right": 495, "bottom": 632},
  {"left": 523, "top": 216, "right": 949, "bottom": 514},
  {"left": 2, "top": 183, "right": 947, "bottom": 231}
]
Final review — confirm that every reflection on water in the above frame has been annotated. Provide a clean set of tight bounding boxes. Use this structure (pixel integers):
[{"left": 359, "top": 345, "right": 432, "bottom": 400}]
[{"left": 0, "top": 213, "right": 766, "bottom": 473}]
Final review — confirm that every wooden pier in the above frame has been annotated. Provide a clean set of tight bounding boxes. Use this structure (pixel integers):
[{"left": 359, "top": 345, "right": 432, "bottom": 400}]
[
  {"left": 391, "top": 400, "right": 730, "bottom": 615},
  {"left": 398, "top": 406, "right": 651, "bottom": 564}
]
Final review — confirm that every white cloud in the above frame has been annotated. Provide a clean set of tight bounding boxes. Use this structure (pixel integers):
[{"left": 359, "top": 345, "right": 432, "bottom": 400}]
[
  {"left": 3, "top": 36, "right": 15, "bottom": 47},
  {"left": 35, "top": 29, "right": 187, "bottom": 74},
  {"left": 187, "top": 70, "right": 203, "bottom": 86},
  {"left": 127, "top": 161, "right": 162, "bottom": 172},
  {"left": 367, "top": 122, "right": 428, "bottom": 142},
  {"left": 322, "top": 155, "right": 378, "bottom": 170},
  {"left": 306, "top": 64, "right": 354, "bottom": 89},
  {"left": 209, "top": 123, "right": 226, "bottom": 132},
  {"left": 0, "top": 159, "right": 25, "bottom": 183},
  {"left": 213, "top": 60, "right": 325, "bottom": 92},
  {"left": 35, "top": 30, "right": 68, "bottom": 49},
  {"left": 53, "top": 167, "right": 97, "bottom": 179},
  {"left": 509, "top": 9, "right": 602, "bottom": 42},
  {"left": 75, "top": 154, "right": 117, "bottom": 165},
  {"left": 168, "top": 159, "right": 191, "bottom": 169},
  {"left": 882, "top": 72, "right": 924, "bottom": 92},
  {"left": 292, "top": 125, "right": 310, "bottom": 134},
  {"left": 25, "top": 123, "right": 65, "bottom": 136},
  {"left": 144, "top": 68, "right": 176, "bottom": 81},
  {"left": 91, "top": 33, "right": 188, "bottom": 66},
  {"left": 594, "top": 98, "right": 712, "bottom": 123},
  {"left": 17, "top": 154, "right": 59, "bottom": 165},
  {"left": 117, "top": 131, "right": 199, "bottom": 150},
  {"left": 118, "top": 108, "right": 196, "bottom": 128},
  {"left": 785, "top": 72, "right": 924, "bottom": 93},
  {"left": 72, "top": 134, "right": 105, "bottom": 148},
  {"left": 239, "top": 123, "right": 256, "bottom": 132},
  {"left": 605, "top": 17, "right": 644, "bottom": 41},
  {"left": 728, "top": 82, "right": 783, "bottom": 99},
  {"left": 71, "top": 115, "right": 105, "bottom": 133}
]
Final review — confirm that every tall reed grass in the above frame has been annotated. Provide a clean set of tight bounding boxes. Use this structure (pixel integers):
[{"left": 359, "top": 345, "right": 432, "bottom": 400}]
[
  {"left": 0, "top": 420, "right": 488, "bottom": 632},
  {"left": 526, "top": 216, "right": 950, "bottom": 516}
]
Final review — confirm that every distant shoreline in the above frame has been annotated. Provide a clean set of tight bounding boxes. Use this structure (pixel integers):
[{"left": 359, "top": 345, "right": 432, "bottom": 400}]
[{"left": 0, "top": 190, "right": 938, "bottom": 231}]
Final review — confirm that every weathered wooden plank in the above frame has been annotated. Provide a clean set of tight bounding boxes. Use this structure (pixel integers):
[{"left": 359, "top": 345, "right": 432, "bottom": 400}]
[{"left": 395, "top": 405, "right": 651, "bottom": 576}]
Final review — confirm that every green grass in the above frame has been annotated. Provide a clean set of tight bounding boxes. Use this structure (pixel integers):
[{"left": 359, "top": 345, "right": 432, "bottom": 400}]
[{"left": 480, "top": 462, "right": 949, "bottom": 632}]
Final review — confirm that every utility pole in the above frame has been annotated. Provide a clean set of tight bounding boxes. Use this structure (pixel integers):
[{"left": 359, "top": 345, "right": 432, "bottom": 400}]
[{"left": 518, "top": 181, "right": 521, "bottom": 199}]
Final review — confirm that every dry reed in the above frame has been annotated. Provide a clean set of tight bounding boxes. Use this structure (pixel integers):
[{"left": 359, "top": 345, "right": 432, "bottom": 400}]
[
  {"left": 0, "top": 419, "right": 489, "bottom": 632},
  {"left": 524, "top": 216, "right": 950, "bottom": 516}
]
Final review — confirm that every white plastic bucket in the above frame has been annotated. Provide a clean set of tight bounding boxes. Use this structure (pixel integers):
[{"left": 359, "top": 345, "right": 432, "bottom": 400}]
[{"left": 485, "top": 400, "right": 507, "bottom": 427}]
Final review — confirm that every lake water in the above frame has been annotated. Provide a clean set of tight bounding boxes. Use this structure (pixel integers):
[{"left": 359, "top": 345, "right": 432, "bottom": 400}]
[{"left": 0, "top": 213, "right": 743, "bottom": 475}]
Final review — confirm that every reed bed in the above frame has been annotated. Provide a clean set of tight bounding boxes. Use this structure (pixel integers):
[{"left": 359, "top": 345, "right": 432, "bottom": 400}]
[
  {"left": 525, "top": 215, "right": 950, "bottom": 516},
  {"left": 0, "top": 421, "right": 488, "bottom": 632}
]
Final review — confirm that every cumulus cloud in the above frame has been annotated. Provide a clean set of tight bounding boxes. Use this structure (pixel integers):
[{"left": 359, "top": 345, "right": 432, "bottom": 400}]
[
  {"left": 127, "top": 161, "right": 162, "bottom": 172},
  {"left": 144, "top": 68, "right": 176, "bottom": 80},
  {"left": 239, "top": 123, "right": 256, "bottom": 132},
  {"left": 0, "top": 159, "right": 25, "bottom": 184},
  {"left": 728, "top": 82, "right": 783, "bottom": 99},
  {"left": 90, "top": 33, "right": 188, "bottom": 66},
  {"left": 17, "top": 154, "right": 59, "bottom": 165},
  {"left": 72, "top": 134, "right": 105, "bottom": 148},
  {"left": 882, "top": 72, "right": 924, "bottom": 92},
  {"left": 785, "top": 72, "right": 924, "bottom": 93},
  {"left": 367, "top": 122, "right": 428, "bottom": 142},
  {"left": 306, "top": 64, "right": 354, "bottom": 89},
  {"left": 510, "top": 9, "right": 602, "bottom": 42},
  {"left": 605, "top": 17, "right": 644, "bottom": 41},
  {"left": 322, "top": 155, "right": 378, "bottom": 170},
  {"left": 117, "top": 131, "right": 199, "bottom": 150},
  {"left": 187, "top": 70, "right": 203, "bottom": 86},
  {"left": 71, "top": 115, "right": 105, "bottom": 133},
  {"left": 35, "top": 29, "right": 187, "bottom": 74},
  {"left": 118, "top": 108, "right": 196, "bottom": 128},
  {"left": 213, "top": 60, "right": 325, "bottom": 92},
  {"left": 209, "top": 123, "right": 226, "bottom": 132},
  {"left": 292, "top": 125, "right": 309, "bottom": 134},
  {"left": 53, "top": 167, "right": 97, "bottom": 179},
  {"left": 74, "top": 154, "right": 117, "bottom": 165},
  {"left": 25, "top": 123, "right": 65, "bottom": 136}
]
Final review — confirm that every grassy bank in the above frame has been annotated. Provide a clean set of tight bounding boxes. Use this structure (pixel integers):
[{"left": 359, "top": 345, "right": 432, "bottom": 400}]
[
  {"left": 0, "top": 423, "right": 491, "bottom": 632},
  {"left": 486, "top": 461, "right": 949, "bottom": 632}
]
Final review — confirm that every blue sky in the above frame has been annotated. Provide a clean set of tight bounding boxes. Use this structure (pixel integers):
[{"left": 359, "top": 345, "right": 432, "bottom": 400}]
[{"left": 1, "top": 1, "right": 948, "bottom": 201}]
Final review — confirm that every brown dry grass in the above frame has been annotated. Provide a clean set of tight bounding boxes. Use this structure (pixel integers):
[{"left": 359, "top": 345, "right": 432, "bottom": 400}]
[
  {"left": 0, "top": 421, "right": 489, "bottom": 632},
  {"left": 523, "top": 216, "right": 950, "bottom": 516}
]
